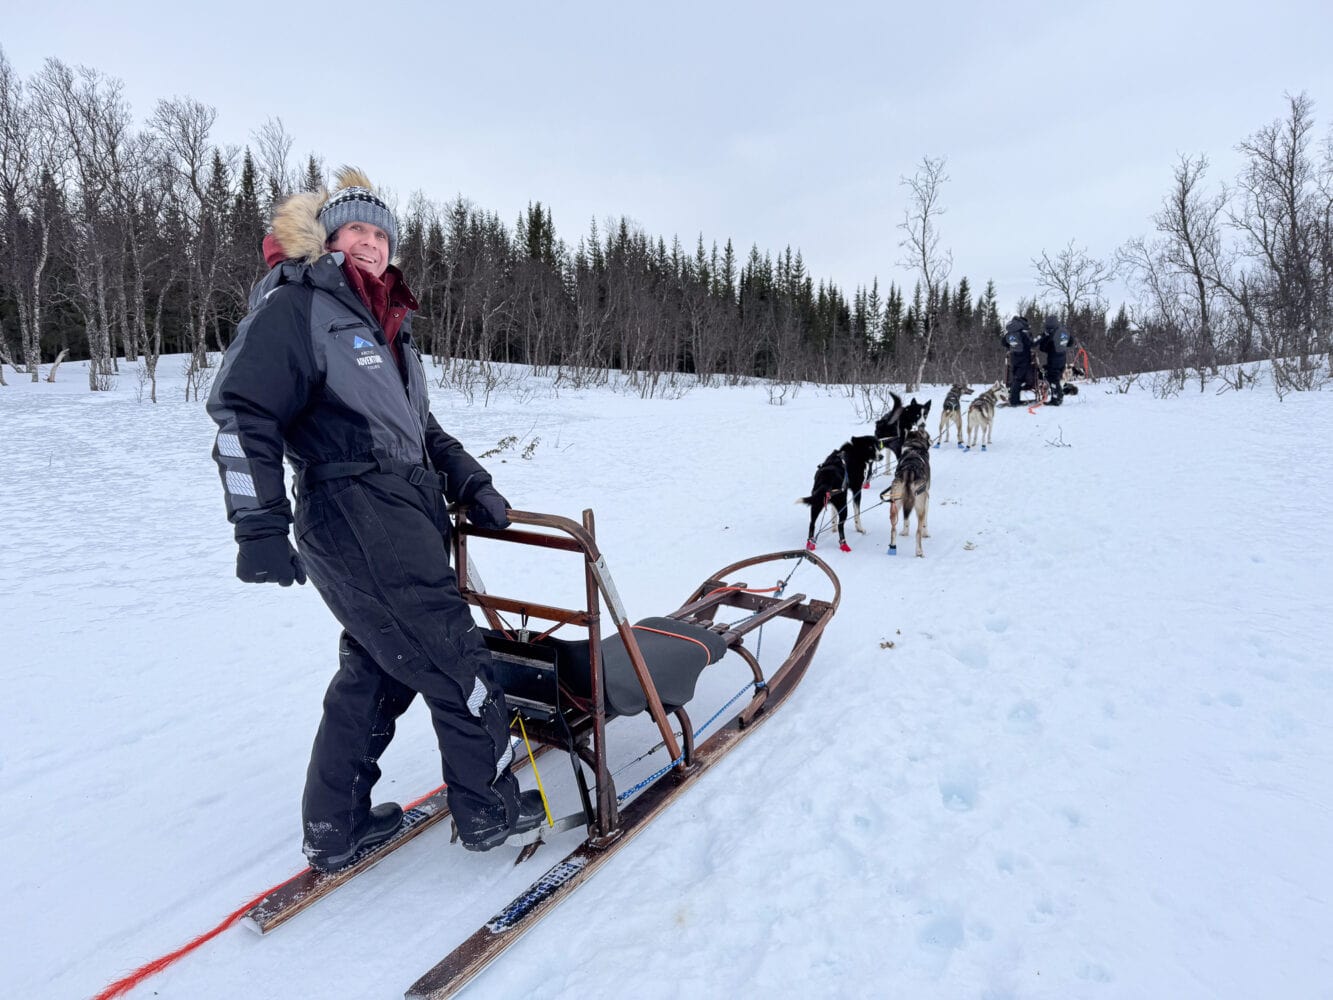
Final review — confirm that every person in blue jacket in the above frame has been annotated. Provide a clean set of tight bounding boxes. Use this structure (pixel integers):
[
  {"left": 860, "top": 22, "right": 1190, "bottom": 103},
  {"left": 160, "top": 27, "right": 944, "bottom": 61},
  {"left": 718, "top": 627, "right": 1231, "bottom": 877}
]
[
  {"left": 207, "top": 168, "right": 542, "bottom": 871},
  {"left": 1037, "top": 315, "right": 1074, "bottom": 405},
  {"left": 1000, "top": 315, "right": 1034, "bottom": 406}
]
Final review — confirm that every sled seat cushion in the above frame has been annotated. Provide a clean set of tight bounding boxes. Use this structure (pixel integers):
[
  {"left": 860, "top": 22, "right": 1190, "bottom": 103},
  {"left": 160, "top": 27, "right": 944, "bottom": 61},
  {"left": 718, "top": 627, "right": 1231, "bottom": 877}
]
[
  {"left": 599, "top": 617, "right": 732, "bottom": 716},
  {"left": 485, "top": 617, "right": 730, "bottom": 718}
]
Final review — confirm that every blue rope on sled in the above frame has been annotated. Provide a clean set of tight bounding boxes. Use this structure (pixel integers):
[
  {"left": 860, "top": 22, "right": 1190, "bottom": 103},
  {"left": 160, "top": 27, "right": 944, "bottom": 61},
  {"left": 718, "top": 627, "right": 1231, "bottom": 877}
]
[
  {"left": 615, "top": 680, "right": 757, "bottom": 804},
  {"left": 613, "top": 553, "right": 809, "bottom": 803}
]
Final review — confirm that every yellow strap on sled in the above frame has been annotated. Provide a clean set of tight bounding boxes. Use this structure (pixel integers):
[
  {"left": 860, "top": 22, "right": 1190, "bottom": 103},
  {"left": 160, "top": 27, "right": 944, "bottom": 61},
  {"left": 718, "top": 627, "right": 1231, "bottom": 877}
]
[{"left": 514, "top": 713, "right": 554, "bottom": 827}]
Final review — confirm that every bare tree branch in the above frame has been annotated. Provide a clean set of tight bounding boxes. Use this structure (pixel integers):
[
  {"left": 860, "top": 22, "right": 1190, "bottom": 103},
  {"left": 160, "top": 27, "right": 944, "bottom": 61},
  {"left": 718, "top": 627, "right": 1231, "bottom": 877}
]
[
  {"left": 897, "top": 156, "right": 952, "bottom": 391},
  {"left": 1033, "top": 239, "right": 1115, "bottom": 319}
]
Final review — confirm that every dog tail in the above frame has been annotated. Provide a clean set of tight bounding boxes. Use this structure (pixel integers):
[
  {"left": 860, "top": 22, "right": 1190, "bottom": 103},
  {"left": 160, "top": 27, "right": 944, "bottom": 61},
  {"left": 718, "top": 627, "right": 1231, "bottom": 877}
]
[{"left": 900, "top": 471, "right": 916, "bottom": 519}]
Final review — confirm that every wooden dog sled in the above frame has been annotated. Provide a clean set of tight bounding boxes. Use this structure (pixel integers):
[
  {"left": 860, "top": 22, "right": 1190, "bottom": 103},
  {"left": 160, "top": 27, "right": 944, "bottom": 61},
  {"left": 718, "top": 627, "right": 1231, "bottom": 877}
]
[{"left": 403, "top": 507, "right": 841, "bottom": 998}]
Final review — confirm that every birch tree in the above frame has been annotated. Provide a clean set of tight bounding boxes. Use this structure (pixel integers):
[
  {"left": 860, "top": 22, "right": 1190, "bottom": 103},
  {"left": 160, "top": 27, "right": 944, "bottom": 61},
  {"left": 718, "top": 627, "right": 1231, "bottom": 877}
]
[
  {"left": 1231, "top": 92, "right": 1329, "bottom": 388},
  {"left": 898, "top": 156, "right": 952, "bottom": 390},
  {"left": 31, "top": 58, "right": 125, "bottom": 390},
  {"left": 252, "top": 115, "right": 294, "bottom": 211},
  {"left": 1033, "top": 239, "right": 1115, "bottom": 324},
  {"left": 0, "top": 48, "right": 52, "bottom": 381},
  {"left": 149, "top": 96, "right": 221, "bottom": 374}
]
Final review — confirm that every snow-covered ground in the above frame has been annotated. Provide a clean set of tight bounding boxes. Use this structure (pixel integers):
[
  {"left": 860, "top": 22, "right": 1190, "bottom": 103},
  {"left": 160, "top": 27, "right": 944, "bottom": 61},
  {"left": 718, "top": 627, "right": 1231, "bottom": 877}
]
[{"left": 3, "top": 358, "right": 1331, "bottom": 1000}]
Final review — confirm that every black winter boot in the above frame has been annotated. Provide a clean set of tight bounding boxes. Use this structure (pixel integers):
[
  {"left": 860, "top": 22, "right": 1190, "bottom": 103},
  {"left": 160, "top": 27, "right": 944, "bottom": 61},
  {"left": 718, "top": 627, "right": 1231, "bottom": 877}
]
[
  {"left": 308, "top": 802, "right": 404, "bottom": 873},
  {"left": 459, "top": 790, "right": 547, "bottom": 852}
]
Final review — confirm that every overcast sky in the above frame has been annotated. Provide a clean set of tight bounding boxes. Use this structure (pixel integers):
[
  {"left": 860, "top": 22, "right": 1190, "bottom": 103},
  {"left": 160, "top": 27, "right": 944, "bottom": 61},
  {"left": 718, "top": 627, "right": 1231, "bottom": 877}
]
[{"left": 6, "top": 0, "right": 1332, "bottom": 314}]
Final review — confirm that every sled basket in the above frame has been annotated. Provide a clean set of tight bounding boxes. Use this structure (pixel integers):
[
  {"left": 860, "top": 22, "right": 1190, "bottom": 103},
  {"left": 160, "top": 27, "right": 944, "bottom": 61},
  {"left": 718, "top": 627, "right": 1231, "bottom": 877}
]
[{"left": 453, "top": 507, "right": 841, "bottom": 842}]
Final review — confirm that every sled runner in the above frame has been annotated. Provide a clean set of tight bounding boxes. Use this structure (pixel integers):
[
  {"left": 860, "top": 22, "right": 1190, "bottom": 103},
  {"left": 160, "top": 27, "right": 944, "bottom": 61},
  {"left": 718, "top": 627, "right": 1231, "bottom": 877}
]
[
  {"left": 241, "top": 748, "right": 549, "bottom": 934},
  {"left": 402, "top": 507, "right": 841, "bottom": 998}
]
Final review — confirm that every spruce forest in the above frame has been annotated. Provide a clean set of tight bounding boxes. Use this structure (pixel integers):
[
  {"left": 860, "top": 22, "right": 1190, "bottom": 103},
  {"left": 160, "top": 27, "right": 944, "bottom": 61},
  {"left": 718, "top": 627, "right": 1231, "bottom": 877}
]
[{"left": 1, "top": 51, "right": 1329, "bottom": 398}]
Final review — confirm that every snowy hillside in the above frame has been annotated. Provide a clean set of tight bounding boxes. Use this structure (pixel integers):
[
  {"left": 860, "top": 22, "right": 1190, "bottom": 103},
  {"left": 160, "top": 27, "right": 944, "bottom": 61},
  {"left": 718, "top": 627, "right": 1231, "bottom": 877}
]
[{"left": 2, "top": 358, "right": 1331, "bottom": 1000}]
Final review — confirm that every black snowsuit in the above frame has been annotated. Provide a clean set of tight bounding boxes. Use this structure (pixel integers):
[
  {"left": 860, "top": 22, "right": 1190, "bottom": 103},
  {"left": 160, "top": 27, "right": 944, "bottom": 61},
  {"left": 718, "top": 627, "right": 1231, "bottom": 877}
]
[
  {"left": 207, "top": 251, "right": 522, "bottom": 863},
  {"left": 1037, "top": 317, "right": 1074, "bottom": 405},
  {"left": 1001, "top": 317, "right": 1034, "bottom": 406}
]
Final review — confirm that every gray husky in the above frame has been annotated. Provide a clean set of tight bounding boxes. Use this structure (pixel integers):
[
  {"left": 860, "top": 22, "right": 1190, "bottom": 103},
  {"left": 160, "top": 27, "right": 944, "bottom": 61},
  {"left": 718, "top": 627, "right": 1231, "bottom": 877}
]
[
  {"left": 879, "top": 428, "right": 931, "bottom": 557},
  {"left": 966, "top": 383, "right": 1005, "bottom": 450},
  {"left": 937, "top": 383, "right": 974, "bottom": 447}
]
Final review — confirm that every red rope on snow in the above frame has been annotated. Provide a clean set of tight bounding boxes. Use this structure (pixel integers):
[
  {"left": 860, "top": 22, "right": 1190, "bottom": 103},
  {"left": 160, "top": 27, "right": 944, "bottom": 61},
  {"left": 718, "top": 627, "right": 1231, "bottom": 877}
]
[
  {"left": 91, "top": 872, "right": 301, "bottom": 1000},
  {"left": 93, "top": 781, "right": 448, "bottom": 999}
]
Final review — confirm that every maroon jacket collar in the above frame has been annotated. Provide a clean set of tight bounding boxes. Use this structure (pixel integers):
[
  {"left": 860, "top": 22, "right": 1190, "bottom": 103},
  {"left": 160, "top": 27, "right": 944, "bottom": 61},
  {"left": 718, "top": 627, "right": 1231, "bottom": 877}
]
[
  {"left": 261, "top": 233, "right": 418, "bottom": 346},
  {"left": 341, "top": 259, "right": 417, "bottom": 348}
]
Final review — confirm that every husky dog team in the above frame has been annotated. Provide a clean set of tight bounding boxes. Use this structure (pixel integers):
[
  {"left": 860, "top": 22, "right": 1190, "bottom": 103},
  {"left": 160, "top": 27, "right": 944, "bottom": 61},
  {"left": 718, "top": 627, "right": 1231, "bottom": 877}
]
[{"left": 799, "top": 321, "right": 1084, "bottom": 555}]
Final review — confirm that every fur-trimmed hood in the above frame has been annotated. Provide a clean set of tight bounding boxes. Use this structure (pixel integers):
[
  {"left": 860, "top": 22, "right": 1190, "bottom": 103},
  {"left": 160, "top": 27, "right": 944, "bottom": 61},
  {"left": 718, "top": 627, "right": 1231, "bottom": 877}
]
[
  {"left": 268, "top": 166, "right": 387, "bottom": 266},
  {"left": 252, "top": 164, "right": 417, "bottom": 333}
]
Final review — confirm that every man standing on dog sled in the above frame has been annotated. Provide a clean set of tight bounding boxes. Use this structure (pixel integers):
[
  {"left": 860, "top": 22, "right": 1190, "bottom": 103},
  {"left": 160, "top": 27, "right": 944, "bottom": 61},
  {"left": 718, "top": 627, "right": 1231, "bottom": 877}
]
[
  {"left": 1001, "top": 315, "right": 1034, "bottom": 406},
  {"left": 207, "top": 167, "right": 543, "bottom": 872},
  {"left": 1037, "top": 315, "right": 1074, "bottom": 405}
]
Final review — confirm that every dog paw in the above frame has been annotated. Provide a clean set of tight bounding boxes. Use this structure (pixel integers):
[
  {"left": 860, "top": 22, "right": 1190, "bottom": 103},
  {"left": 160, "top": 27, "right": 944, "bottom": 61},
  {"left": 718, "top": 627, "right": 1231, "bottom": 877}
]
[
  {"left": 805, "top": 540, "right": 817, "bottom": 551},
  {"left": 839, "top": 542, "right": 852, "bottom": 553}
]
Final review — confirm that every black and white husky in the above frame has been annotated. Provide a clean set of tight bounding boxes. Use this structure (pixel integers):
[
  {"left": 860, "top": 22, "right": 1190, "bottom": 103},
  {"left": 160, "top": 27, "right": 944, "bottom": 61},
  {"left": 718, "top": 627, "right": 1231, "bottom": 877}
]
[
  {"left": 798, "top": 450, "right": 851, "bottom": 552},
  {"left": 874, "top": 393, "right": 932, "bottom": 445},
  {"left": 796, "top": 435, "right": 881, "bottom": 552},
  {"left": 839, "top": 435, "right": 881, "bottom": 535}
]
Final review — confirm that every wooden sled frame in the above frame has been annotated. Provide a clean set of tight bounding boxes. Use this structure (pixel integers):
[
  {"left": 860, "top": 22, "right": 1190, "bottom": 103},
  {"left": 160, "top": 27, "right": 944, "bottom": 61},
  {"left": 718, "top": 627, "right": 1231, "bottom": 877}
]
[{"left": 454, "top": 507, "right": 841, "bottom": 846}]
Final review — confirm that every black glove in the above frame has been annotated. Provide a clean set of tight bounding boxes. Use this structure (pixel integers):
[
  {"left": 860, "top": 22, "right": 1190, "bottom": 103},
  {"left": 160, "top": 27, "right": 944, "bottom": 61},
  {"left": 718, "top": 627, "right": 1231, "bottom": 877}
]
[
  {"left": 236, "top": 534, "right": 307, "bottom": 586},
  {"left": 466, "top": 484, "right": 511, "bottom": 530}
]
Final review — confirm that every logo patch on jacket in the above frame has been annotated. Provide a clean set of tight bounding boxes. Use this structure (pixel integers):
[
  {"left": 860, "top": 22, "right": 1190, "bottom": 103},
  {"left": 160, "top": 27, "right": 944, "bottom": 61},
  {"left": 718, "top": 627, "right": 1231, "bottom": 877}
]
[{"left": 350, "top": 333, "right": 384, "bottom": 367}]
